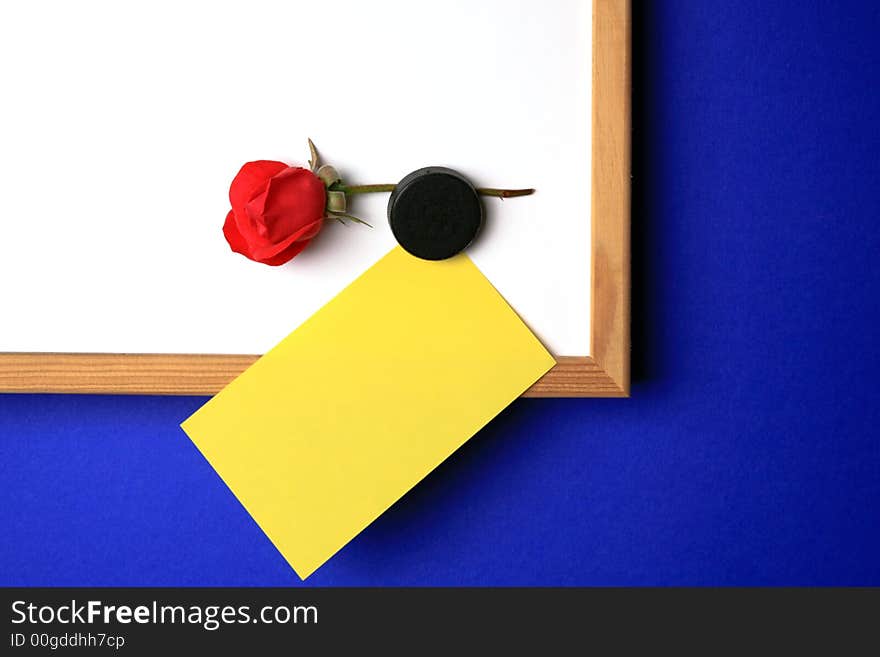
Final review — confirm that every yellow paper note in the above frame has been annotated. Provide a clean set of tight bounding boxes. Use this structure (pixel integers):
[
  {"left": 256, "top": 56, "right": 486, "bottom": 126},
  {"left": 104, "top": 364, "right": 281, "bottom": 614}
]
[{"left": 181, "top": 247, "right": 555, "bottom": 579}]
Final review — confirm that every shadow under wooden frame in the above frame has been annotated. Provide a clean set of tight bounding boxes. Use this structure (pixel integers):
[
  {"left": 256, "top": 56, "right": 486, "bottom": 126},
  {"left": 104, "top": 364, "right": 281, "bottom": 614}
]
[{"left": 0, "top": 0, "right": 630, "bottom": 397}]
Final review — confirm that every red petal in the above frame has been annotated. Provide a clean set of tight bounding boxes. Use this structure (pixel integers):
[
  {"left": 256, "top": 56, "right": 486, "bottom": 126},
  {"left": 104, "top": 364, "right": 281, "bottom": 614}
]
[
  {"left": 229, "top": 160, "right": 288, "bottom": 218},
  {"left": 225, "top": 211, "right": 322, "bottom": 265},
  {"left": 248, "top": 218, "right": 324, "bottom": 261},
  {"left": 252, "top": 238, "right": 313, "bottom": 266},
  {"left": 223, "top": 210, "right": 255, "bottom": 259},
  {"left": 250, "top": 167, "right": 327, "bottom": 243}
]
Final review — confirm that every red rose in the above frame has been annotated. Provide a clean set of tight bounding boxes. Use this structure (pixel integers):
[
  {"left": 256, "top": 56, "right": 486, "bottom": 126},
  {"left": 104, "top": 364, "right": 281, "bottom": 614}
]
[{"left": 223, "top": 161, "right": 326, "bottom": 266}]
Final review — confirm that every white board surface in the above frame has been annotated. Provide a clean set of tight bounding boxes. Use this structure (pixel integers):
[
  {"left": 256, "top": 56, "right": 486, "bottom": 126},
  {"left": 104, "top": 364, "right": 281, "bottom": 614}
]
[{"left": 0, "top": 0, "right": 591, "bottom": 356}]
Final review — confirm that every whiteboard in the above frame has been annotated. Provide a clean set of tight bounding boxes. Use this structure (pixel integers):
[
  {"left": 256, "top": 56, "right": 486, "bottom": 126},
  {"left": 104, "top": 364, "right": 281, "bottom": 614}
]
[{"left": 0, "top": 0, "right": 591, "bottom": 356}]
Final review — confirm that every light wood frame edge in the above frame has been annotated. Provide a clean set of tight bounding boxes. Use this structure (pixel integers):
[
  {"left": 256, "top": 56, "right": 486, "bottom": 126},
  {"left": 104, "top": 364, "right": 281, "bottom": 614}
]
[{"left": 0, "top": 0, "right": 630, "bottom": 398}]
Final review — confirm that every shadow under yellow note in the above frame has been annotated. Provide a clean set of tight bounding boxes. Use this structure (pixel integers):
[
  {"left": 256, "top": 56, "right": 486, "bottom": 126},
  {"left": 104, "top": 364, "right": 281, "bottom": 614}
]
[{"left": 181, "top": 246, "right": 555, "bottom": 579}]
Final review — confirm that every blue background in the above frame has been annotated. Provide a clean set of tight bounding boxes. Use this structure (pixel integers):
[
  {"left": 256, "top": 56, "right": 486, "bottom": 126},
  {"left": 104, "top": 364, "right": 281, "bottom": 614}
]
[{"left": 2, "top": 1, "right": 879, "bottom": 585}]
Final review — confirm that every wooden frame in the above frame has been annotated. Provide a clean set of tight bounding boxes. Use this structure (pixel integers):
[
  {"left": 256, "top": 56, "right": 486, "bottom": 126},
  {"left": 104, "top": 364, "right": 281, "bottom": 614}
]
[{"left": 0, "top": 0, "right": 630, "bottom": 397}]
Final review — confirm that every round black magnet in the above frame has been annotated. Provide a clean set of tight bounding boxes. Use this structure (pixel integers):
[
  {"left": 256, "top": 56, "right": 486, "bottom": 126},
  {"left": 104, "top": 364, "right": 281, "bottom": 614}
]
[{"left": 387, "top": 167, "right": 483, "bottom": 261}]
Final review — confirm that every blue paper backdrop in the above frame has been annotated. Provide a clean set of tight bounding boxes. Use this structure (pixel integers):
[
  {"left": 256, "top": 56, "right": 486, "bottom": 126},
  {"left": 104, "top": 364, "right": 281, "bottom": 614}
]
[{"left": 2, "top": 1, "right": 879, "bottom": 585}]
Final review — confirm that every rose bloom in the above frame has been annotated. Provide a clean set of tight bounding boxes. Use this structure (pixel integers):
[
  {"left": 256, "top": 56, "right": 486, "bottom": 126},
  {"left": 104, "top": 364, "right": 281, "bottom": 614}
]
[{"left": 223, "top": 161, "right": 326, "bottom": 266}]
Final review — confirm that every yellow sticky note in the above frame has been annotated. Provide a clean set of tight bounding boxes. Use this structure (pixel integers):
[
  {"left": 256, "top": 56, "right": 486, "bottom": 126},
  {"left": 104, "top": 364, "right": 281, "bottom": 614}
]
[{"left": 181, "top": 247, "right": 555, "bottom": 579}]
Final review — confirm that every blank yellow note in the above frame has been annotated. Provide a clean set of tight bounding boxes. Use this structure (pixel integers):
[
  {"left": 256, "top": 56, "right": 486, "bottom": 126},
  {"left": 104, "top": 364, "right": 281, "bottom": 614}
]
[{"left": 181, "top": 246, "right": 555, "bottom": 579}]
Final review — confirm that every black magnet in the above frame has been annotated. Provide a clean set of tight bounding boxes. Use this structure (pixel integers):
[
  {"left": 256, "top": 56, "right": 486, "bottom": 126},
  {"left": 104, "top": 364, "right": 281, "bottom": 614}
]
[{"left": 387, "top": 167, "right": 483, "bottom": 261}]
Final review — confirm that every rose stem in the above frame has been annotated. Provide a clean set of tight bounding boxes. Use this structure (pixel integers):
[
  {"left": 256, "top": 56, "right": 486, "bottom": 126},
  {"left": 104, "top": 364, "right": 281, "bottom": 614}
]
[
  {"left": 475, "top": 187, "right": 535, "bottom": 198},
  {"left": 335, "top": 184, "right": 397, "bottom": 194},
  {"left": 336, "top": 184, "right": 535, "bottom": 198}
]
